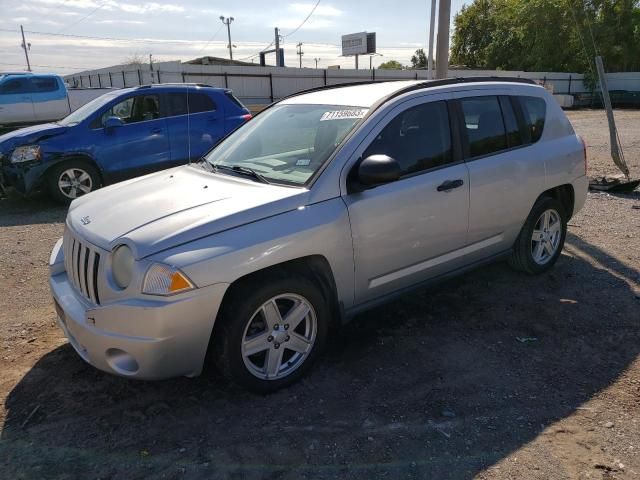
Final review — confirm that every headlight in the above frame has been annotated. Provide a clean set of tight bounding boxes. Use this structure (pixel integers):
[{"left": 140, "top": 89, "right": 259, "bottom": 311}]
[
  {"left": 11, "top": 145, "right": 41, "bottom": 163},
  {"left": 142, "top": 263, "right": 194, "bottom": 296},
  {"left": 111, "top": 244, "right": 135, "bottom": 289}
]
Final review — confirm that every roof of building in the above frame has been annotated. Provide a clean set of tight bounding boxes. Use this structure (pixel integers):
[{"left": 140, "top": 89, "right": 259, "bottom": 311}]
[{"left": 186, "top": 56, "right": 262, "bottom": 67}]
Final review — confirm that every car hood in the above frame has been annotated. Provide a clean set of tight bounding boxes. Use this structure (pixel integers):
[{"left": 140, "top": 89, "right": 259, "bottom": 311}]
[
  {"left": 67, "top": 165, "right": 309, "bottom": 258},
  {"left": 0, "top": 123, "right": 68, "bottom": 153}
]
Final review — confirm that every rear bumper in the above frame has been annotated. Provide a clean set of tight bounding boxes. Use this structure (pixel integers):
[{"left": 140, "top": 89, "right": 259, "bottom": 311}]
[
  {"left": 571, "top": 175, "right": 589, "bottom": 216},
  {"left": 50, "top": 260, "right": 228, "bottom": 380}
]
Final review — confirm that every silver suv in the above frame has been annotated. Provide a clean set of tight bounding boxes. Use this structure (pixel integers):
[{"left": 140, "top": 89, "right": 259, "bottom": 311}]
[{"left": 49, "top": 78, "right": 588, "bottom": 392}]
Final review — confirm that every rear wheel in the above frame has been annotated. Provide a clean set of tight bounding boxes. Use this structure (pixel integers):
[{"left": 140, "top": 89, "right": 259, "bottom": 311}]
[
  {"left": 509, "top": 196, "right": 567, "bottom": 274},
  {"left": 213, "top": 273, "right": 328, "bottom": 393},
  {"left": 47, "top": 161, "right": 100, "bottom": 204}
]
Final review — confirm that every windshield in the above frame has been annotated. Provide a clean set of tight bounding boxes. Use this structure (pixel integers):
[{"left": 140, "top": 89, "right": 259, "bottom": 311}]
[
  {"left": 205, "top": 104, "right": 368, "bottom": 186},
  {"left": 58, "top": 92, "right": 120, "bottom": 126}
]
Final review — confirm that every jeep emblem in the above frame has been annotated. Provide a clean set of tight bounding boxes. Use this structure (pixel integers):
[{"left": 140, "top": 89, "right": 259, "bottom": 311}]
[{"left": 80, "top": 216, "right": 91, "bottom": 225}]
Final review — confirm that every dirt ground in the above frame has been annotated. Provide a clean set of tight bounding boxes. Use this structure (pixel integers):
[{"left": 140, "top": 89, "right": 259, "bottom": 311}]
[{"left": 0, "top": 110, "right": 639, "bottom": 480}]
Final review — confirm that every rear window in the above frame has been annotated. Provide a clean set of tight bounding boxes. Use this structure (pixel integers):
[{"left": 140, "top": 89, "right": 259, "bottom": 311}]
[
  {"left": 519, "top": 96, "right": 546, "bottom": 143},
  {"left": 32, "top": 76, "right": 59, "bottom": 92}
]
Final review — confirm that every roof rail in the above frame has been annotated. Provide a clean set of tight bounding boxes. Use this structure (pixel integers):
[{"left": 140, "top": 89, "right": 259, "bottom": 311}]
[
  {"left": 279, "top": 76, "right": 537, "bottom": 104},
  {"left": 135, "top": 83, "right": 215, "bottom": 89}
]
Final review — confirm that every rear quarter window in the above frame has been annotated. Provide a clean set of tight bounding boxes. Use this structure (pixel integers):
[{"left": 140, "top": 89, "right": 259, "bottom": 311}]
[
  {"left": 32, "top": 77, "right": 59, "bottom": 92},
  {"left": 188, "top": 93, "right": 216, "bottom": 113},
  {"left": 519, "top": 96, "right": 547, "bottom": 143}
]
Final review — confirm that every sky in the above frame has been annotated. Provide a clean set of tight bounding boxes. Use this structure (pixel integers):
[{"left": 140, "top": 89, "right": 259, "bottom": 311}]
[{"left": 0, "top": 0, "right": 469, "bottom": 74}]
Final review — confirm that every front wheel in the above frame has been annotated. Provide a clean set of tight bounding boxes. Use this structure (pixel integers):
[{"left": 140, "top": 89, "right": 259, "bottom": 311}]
[
  {"left": 509, "top": 196, "right": 567, "bottom": 274},
  {"left": 47, "top": 161, "right": 100, "bottom": 204},
  {"left": 213, "top": 273, "right": 329, "bottom": 393}
]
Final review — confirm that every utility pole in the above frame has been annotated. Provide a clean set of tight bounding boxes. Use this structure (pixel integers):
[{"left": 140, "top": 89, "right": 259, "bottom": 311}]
[
  {"left": 427, "top": 0, "right": 436, "bottom": 79},
  {"left": 274, "top": 27, "right": 281, "bottom": 67},
  {"left": 20, "top": 25, "right": 31, "bottom": 72},
  {"left": 220, "top": 16, "right": 234, "bottom": 61},
  {"left": 435, "top": 0, "right": 451, "bottom": 79},
  {"left": 314, "top": 58, "right": 320, "bottom": 68},
  {"left": 149, "top": 53, "right": 153, "bottom": 70},
  {"left": 296, "top": 42, "right": 304, "bottom": 68}
]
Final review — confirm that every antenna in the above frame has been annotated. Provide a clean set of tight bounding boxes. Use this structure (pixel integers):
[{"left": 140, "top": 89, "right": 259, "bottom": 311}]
[{"left": 187, "top": 85, "right": 192, "bottom": 163}]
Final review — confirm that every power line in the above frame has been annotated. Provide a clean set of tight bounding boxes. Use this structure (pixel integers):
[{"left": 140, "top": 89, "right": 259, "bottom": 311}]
[
  {"left": 198, "top": 23, "right": 225, "bottom": 53},
  {"left": 56, "top": 0, "right": 108, "bottom": 33},
  {"left": 282, "top": 0, "right": 322, "bottom": 37}
]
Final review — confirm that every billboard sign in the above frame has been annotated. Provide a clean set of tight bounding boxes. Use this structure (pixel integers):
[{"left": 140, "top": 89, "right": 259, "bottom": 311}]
[{"left": 342, "top": 32, "right": 376, "bottom": 56}]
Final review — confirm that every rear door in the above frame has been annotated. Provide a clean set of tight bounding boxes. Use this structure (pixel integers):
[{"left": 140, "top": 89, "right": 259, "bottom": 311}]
[
  {"left": 0, "top": 77, "right": 35, "bottom": 125},
  {"left": 163, "top": 89, "right": 224, "bottom": 164},
  {"left": 90, "top": 92, "right": 171, "bottom": 182},
  {"left": 31, "top": 76, "right": 70, "bottom": 122},
  {"left": 343, "top": 94, "right": 471, "bottom": 304},
  {"left": 452, "top": 91, "right": 546, "bottom": 258}
]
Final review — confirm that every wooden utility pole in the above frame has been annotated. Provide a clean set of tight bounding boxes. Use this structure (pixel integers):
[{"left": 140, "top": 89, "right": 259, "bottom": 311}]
[
  {"left": 435, "top": 0, "right": 451, "bottom": 79},
  {"left": 296, "top": 42, "right": 304, "bottom": 68},
  {"left": 427, "top": 0, "right": 436, "bottom": 79},
  {"left": 20, "top": 25, "right": 31, "bottom": 72}
]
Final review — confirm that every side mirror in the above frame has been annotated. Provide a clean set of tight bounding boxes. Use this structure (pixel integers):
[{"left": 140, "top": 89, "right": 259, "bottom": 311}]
[
  {"left": 358, "top": 154, "right": 401, "bottom": 186},
  {"left": 104, "top": 116, "right": 124, "bottom": 132}
]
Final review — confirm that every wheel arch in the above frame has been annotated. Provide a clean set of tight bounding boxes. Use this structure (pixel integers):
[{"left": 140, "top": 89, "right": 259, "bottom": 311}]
[
  {"left": 537, "top": 183, "right": 575, "bottom": 220},
  {"left": 43, "top": 154, "right": 105, "bottom": 186},
  {"left": 207, "top": 255, "right": 342, "bottom": 357}
]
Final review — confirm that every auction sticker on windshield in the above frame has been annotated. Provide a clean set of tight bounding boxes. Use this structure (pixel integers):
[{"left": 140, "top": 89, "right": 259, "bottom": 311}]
[{"left": 320, "top": 109, "right": 368, "bottom": 121}]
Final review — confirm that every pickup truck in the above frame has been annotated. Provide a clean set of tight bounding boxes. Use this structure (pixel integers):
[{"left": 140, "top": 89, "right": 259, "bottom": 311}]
[{"left": 0, "top": 72, "right": 110, "bottom": 130}]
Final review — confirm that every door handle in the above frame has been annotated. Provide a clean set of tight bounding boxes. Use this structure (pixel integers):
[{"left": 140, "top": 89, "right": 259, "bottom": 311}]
[
  {"left": 151, "top": 128, "right": 162, "bottom": 134},
  {"left": 437, "top": 179, "right": 464, "bottom": 192}
]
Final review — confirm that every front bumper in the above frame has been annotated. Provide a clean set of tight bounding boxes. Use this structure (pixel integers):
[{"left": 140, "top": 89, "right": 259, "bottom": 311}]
[
  {"left": 49, "top": 241, "right": 229, "bottom": 380},
  {"left": 1, "top": 160, "right": 47, "bottom": 194}
]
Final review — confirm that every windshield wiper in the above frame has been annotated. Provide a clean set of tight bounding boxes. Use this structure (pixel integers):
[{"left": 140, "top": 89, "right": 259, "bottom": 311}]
[
  {"left": 230, "top": 165, "right": 272, "bottom": 184},
  {"left": 195, "top": 158, "right": 215, "bottom": 172}
]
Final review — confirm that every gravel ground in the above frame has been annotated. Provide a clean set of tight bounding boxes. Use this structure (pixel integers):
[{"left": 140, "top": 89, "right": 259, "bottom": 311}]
[{"left": 0, "top": 109, "right": 639, "bottom": 480}]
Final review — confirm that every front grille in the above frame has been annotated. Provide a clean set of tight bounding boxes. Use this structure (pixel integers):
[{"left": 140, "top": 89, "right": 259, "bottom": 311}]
[{"left": 63, "top": 227, "right": 102, "bottom": 305}]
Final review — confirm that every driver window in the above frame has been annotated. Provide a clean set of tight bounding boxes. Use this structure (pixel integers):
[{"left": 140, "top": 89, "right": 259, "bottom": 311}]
[
  {"left": 363, "top": 101, "right": 453, "bottom": 176},
  {"left": 99, "top": 94, "right": 160, "bottom": 127}
]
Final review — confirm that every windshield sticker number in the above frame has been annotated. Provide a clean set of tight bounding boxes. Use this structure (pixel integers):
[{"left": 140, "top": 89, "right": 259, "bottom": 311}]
[
  {"left": 296, "top": 159, "right": 311, "bottom": 166},
  {"left": 320, "top": 109, "right": 367, "bottom": 121}
]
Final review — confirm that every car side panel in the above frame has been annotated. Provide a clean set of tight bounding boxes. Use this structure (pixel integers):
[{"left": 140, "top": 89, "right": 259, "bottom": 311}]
[{"left": 152, "top": 197, "right": 357, "bottom": 309}]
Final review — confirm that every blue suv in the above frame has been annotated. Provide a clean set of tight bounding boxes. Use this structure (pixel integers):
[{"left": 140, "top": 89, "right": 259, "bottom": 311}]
[{"left": 0, "top": 84, "right": 251, "bottom": 203}]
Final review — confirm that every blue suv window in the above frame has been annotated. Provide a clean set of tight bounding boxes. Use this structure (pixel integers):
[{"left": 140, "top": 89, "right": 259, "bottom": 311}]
[
  {"left": 93, "top": 94, "right": 161, "bottom": 128},
  {"left": 166, "top": 92, "right": 216, "bottom": 117},
  {"left": 0, "top": 77, "right": 32, "bottom": 94},
  {"left": 32, "top": 77, "right": 59, "bottom": 92}
]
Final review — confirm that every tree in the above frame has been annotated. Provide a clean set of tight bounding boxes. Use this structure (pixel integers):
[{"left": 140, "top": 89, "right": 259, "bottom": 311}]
[
  {"left": 378, "top": 60, "right": 404, "bottom": 70},
  {"left": 122, "top": 53, "right": 147, "bottom": 66},
  {"left": 450, "top": 0, "right": 640, "bottom": 73},
  {"left": 410, "top": 48, "right": 427, "bottom": 69}
]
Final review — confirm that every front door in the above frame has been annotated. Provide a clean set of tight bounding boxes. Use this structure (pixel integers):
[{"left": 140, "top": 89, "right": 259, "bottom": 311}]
[
  {"left": 92, "top": 93, "right": 171, "bottom": 183},
  {"left": 343, "top": 95, "right": 470, "bottom": 304}
]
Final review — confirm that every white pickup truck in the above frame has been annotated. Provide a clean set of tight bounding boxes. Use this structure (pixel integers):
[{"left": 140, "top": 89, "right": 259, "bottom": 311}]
[{"left": 0, "top": 72, "right": 112, "bottom": 130}]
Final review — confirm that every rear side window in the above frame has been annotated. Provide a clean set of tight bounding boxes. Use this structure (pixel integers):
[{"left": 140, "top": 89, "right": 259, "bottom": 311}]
[
  {"left": 519, "top": 96, "right": 546, "bottom": 143},
  {"left": 363, "top": 101, "right": 453, "bottom": 176},
  {"left": 499, "top": 96, "right": 524, "bottom": 148},
  {"left": 0, "top": 77, "right": 32, "bottom": 95},
  {"left": 460, "top": 96, "right": 507, "bottom": 158},
  {"left": 32, "top": 77, "right": 59, "bottom": 92},
  {"left": 165, "top": 92, "right": 216, "bottom": 116},
  {"left": 188, "top": 93, "right": 216, "bottom": 113},
  {"left": 225, "top": 91, "right": 245, "bottom": 110}
]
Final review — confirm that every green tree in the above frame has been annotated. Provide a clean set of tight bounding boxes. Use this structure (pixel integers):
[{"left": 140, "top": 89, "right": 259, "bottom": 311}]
[
  {"left": 410, "top": 48, "right": 427, "bottom": 68},
  {"left": 378, "top": 60, "right": 405, "bottom": 70},
  {"left": 450, "top": 0, "right": 640, "bottom": 73}
]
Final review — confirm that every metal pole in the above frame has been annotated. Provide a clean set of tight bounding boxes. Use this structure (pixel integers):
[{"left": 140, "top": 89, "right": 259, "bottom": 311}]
[
  {"left": 355, "top": 54, "right": 359, "bottom": 70},
  {"left": 435, "top": 0, "right": 451, "bottom": 79},
  {"left": 20, "top": 25, "right": 31, "bottom": 72},
  {"left": 370, "top": 55, "right": 372, "bottom": 70},
  {"left": 595, "top": 55, "right": 630, "bottom": 179},
  {"left": 297, "top": 42, "right": 303, "bottom": 68},
  {"left": 427, "top": 0, "right": 436, "bottom": 80},
  {"left": 274, "top": 27, "right": 280, "bottom": 67},
  {"left": 220, "top": 17, "right": 234, "bottom": 61}
]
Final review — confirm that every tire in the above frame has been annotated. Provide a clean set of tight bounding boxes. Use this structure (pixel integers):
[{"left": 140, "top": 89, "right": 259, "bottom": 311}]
[
  {"left": 509, "top": 196, "right": 567, "bottom": 274},
  {"left": 213, "top": 272, "right": 329, "bottom": 393},
  {"left": 46, "top": 160, "right": 101, "bottom": 205}
]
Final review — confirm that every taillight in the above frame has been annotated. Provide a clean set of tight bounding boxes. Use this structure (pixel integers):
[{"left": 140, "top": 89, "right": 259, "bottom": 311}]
[
  {"left": 241, "top": 113, "right": 252, "bottom": 121},
  {"left": 579, "top": 135, "right": 587, "bottom": 174}
]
